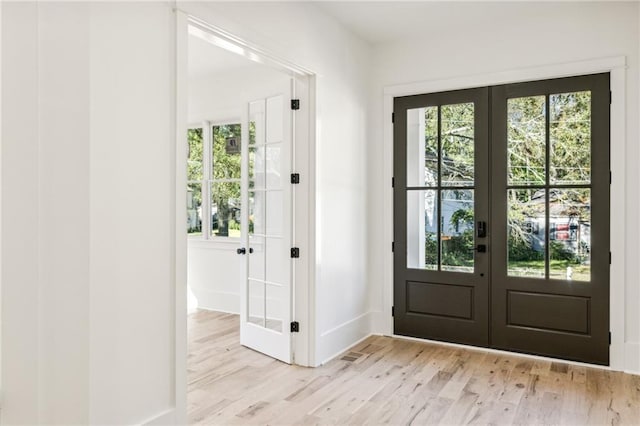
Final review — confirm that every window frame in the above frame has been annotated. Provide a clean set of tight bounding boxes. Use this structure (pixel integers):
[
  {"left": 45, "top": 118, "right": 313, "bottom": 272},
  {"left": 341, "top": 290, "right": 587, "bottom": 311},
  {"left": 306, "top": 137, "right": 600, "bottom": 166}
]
[{"left": 187, "top": 118, "right": 243, "bottom": 241}]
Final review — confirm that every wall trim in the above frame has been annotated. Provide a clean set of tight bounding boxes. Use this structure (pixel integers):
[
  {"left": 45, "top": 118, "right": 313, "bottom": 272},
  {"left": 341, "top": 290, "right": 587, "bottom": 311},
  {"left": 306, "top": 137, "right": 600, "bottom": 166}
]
[
  {"left": 140, "top": 408, "right": 176, "bottom": 426},
  {"left": 317, "top": 312, "right": 372, "bottom": 366},
  {"left": 625, "top": 341, "right": 640, "bottom": 375},
  {"left": 381, "top": 55, "right": 628, "bottom": 371},
  {"left": 191, "top": 288, "right": 240, "bottom": 314}
]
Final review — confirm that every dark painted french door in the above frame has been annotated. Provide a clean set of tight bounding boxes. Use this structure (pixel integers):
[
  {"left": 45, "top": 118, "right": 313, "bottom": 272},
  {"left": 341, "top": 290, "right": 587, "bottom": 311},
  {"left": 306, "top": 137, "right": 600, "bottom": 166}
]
[{"left": 393, "top": 73, "right": 610, "bottom": 365}]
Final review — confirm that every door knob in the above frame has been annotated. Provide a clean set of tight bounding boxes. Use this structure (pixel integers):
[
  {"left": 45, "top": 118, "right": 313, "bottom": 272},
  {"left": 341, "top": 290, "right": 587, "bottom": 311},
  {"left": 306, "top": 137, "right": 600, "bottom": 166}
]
[
  {"left": 470, "top": 244, "right": 487, "bottom": 253},
  {"left": 237, "top": 248, "right": 246, "bottom": 255}
]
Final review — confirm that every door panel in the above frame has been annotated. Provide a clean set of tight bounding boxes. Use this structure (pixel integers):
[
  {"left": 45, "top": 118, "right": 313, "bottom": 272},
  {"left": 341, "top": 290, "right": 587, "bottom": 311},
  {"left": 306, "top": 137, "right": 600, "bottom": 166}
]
[
  {"left": 491, "top": 74, "right": 610, "bottom": 365},
  {"left": 394, "top": 88, "right": 490, "bottom": 347},
  {"left": 241, "top": 82, "right": 293, "bottom": 363},
  {"left": 394, "top": 73, "right": 610, "bottom": 365}
]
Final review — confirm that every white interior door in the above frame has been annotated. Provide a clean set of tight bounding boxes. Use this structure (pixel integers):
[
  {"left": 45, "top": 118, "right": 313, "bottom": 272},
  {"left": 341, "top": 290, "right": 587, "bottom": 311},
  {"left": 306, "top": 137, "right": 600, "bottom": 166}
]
[{"left": 240, "top": 81, "right": 293, "bottom": 363}]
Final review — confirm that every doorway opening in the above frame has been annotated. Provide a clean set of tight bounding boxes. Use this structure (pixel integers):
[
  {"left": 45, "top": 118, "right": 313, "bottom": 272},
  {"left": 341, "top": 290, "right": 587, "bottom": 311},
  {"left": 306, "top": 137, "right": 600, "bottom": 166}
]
[{"left": 178, "top": 14, "right": 316, "bottom": 396}]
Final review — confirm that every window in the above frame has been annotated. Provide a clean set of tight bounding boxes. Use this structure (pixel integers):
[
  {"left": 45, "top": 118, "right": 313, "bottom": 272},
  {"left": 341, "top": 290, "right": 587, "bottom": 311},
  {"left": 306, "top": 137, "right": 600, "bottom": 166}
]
[{"left": 187, "top": 122, "right": 242, "bottom": 239}]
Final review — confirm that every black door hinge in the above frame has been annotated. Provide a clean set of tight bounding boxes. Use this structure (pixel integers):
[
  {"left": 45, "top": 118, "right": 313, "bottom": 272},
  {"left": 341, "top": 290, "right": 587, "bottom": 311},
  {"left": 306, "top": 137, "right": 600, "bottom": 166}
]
[
  {"left": 291, "top": 321, "right": 300, "bottom": 332},
  {"left": 291, "top": 99, "right": 300, "bottom": 110},
  {"left": 291, "top": 247, "right": 300, "bottom": 258},
  {"left": 392, "top": 112, "right": 395, "bottom": 123},
  {"left": 609, "top": 331, "right": 612, "bottom": 345},
  {"left": 610, "top": 171, "right": 612, "bottom": 184},
  {"left": 392, "top": 306, "right": 395, "bottom": 317},
  {"left": 392, "top": 177, "right": 395, "bottom": 188},
  {"left": 291, "top": 173, "right": 300, "bottom": 184},
  {"left": 609, "top": 252, "right": 612, "bottom": 264},
  {"left": 609, "top": 91, "right": 612, "bottom": 105},
  {"left": 392, "top": 242, "right": 395, "bottom": 252}
]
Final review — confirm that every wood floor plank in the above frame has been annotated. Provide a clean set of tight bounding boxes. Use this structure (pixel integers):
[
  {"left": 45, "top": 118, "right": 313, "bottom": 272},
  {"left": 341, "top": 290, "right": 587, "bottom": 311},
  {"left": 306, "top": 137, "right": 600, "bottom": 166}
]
[{"left": 188, "top": 310, "right": 640, "bottom": 425}]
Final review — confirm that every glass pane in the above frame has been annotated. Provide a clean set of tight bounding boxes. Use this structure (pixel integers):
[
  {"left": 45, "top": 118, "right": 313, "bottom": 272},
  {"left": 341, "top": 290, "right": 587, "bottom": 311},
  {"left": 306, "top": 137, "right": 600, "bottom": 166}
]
[
  {"left": 441, "top": 190, "right": 474, "bottom": 273},
  {"left": 250, "top": 146, "right": 265, "bottom": 190},
  {"left": 508, "top": 96, "right": 546, "bottom": 186},
  {"left": 266, "top": 144, "right": 283, "bottom": 189},
  {"left": 186, "top": 183, "right": 202, "bottom": 236},
  {"left": 249, "top": 120, "right": 257, "bottom": 145},
  {"left": 248, "top": 280, "right": 265, "bottom": 327},
  {"left": 406, "top": 106, "right": 438, "bottom": 187},
  {"left": 248, "top": 236, "right": 265, "bottom": 282},
  {"left": 508, "top": 189, "right": 546, "bottom": 278},
  {"left": 266, "top": 284, "right": 284, "bottom": 332},
  {"left": 211, "top": 181, "right": 241, "bottom": 238},
  {"left": 212, "top": 124, "right": 241, "bottom": 180},
  {"left": 266, "top": 237, "right": 286, "bottom": 284},
  {"left": 549, "top": 189, "right": 590, "bottom": 281},
  {"left": 187, "top": 128, "right": 203, "bottom": 181},
  {"left": 550, "top": 91, "right": 591, "bottom": 185},
  {"left": 441, "top": 103, "right": 474, "bottom": 187},
  {"left": 266, "top": 191, "right": 283, "bottom": 236},
  {"left": 249, "top": 190, "right": 265, "bottom": 236},
  {"left": 407, "top": 190, "right": 438, "bottom": 270}
]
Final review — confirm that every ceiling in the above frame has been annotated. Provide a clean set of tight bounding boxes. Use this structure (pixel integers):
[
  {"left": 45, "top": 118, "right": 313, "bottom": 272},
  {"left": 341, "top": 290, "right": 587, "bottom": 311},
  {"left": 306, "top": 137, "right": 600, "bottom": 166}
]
[
  {"left": 188, "top": 33, "right": 258, "bottom": 79},
  {"left": 314, "top": 1, "right": 625, "bottom": 45}
]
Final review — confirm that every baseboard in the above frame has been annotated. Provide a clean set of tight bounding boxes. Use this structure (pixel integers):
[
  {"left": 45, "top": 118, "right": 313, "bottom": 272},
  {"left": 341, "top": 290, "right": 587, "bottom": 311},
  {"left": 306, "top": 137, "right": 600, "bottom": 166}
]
[
  {"left": 190, "top": 288, "right": 239, "bottom": 314},
  {"left": 317, "top": 312, "right": 373, "bottom": 365},
  {"left": 625, "top": 341, "right": 640, "bottom": 374},
  {"left": 140, "top": 408, "right": 177, "bottom": 425}
]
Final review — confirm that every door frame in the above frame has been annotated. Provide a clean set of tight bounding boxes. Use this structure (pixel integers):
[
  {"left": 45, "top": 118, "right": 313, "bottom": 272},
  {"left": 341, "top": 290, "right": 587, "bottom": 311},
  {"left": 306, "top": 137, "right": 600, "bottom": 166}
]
[
  {"left": 175, "top": 9, "right": 317, "bottom": 422},
  {"left": 382, "top": 56, "right": 628, "bottom": 371}
]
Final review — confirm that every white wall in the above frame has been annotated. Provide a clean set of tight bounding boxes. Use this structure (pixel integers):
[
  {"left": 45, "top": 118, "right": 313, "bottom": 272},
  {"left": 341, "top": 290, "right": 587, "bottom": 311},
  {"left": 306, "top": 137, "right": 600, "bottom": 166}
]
[
  {"left": 367, "top": 2, "right": 640, "bottom": 372},
  {"left": 187, "top": 63, "right": 291, "bottom": 314},
  {"left": 180, "top": 2, "right": 373, "bottom": 365},
  {"left": 1, "top": 2, "right": 178, "bottom": 424}
]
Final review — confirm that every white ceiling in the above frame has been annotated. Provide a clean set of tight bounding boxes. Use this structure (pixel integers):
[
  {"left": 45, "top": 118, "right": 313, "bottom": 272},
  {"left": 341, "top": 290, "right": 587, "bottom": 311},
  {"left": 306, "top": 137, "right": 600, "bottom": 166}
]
[
  {"left": 188, "top": 34, "right": 258, "bottom": 79},
  {"left": 314, "top": 1, "right": 627, "bottom": 45}
]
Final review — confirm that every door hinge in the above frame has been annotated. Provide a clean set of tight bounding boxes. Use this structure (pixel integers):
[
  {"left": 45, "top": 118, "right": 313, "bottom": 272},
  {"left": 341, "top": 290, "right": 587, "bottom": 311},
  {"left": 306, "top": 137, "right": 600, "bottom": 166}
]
[
  {"left": 392, "top": 112, "right": 395, "bottom": 123},
  {"left": 392, "top": 177, "right": 395, "bottom": 188},
  {"left": 609, "top": 91, "right": 612, "bottom": 105},
  {"left": 291, "top": 173, "right": 300, "bottom": 184},
  {"left": 291, "top": 247, "right": 300, "bottom": 258},
  {"left": 610, "top": 171, "right": 612, "bottom": 184},
  {"left": 392, "top": 306, "right": 395, "bottom": 317},
  {"left": 291, "top": 321, "right": 300, "bottom": 333},
  {"left": 609, "top": 331, "right": 612, "bottom": 345},
  {"left": 392, "top": 242, "right": 395, "bottom": 252},
  {"left": 609, "top": 252, "right": 612, "bottom": 264},
  {"left": 291, "top": 99, "right": 300, "bottom": 110}
]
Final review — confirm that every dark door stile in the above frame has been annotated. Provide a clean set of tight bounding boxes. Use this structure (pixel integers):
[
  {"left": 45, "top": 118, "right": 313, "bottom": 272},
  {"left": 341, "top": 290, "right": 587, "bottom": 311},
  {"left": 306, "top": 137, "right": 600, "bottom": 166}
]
[{"left": 393, "top": 73, "right": 611, "bottom": 365}]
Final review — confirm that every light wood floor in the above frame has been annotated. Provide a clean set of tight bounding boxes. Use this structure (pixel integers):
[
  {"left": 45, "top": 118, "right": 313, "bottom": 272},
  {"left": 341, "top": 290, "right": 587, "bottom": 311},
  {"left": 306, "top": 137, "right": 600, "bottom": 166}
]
[{"left": 188, "top": 310, "right": 640, "bottom": 425}]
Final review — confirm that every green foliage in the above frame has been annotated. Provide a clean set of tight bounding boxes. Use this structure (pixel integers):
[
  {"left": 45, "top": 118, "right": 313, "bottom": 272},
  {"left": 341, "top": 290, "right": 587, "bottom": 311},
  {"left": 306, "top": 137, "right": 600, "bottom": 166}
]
[
  {"left": 442, "top": 230, "right": 474, "bottom": 267},
  {"left": 187, "top": 128, "right": 204, "bottom": 182},
  {"left": 508, "top": 233, "right": 544, "bottom": 262},
  {"left": 212, "top": 124, "right": 241, "bottom": 237},
  {"left": 550, "top": 240, "right": 579, "bottom": 263}
]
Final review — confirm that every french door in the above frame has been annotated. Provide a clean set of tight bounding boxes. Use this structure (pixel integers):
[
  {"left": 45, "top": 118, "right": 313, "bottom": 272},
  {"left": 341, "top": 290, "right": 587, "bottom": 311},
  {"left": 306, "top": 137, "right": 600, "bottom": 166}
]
[
  {"left": 393, "top": 73, "right": 611, "bottom": 365},
  {"left": 238, "top": 80, "right": 294, "bottom": 363}
]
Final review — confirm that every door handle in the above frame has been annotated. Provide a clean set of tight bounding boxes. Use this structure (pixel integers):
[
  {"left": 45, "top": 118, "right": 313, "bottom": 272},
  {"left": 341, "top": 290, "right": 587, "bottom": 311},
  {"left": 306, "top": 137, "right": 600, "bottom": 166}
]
[
  {"left": 470, "top": 244, "right": 487, "bottom": 253},
  {"left": 237, "top": 248, "right": 246, "bottom": 255}
]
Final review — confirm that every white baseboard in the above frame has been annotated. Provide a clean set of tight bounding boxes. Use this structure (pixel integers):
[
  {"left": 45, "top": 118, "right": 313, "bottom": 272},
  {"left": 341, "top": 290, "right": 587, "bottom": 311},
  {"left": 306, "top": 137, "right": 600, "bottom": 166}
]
[
  {"left": 625, "top": 341, "right": 640, "bottom": 374},
  {"left": 317, "top": 312, "right": 373, "bottom": 365},
  {"left": 140, "top": 408, "right": 177, "bottom": 426},
  {"left": 190, "top": 288, "right": 239, "bottom": 314}
]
